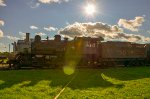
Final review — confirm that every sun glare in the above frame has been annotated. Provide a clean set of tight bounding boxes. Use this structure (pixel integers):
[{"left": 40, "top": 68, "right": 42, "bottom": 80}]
[{"left": 84, "top": 3, "right": 96, "bottom": 16}]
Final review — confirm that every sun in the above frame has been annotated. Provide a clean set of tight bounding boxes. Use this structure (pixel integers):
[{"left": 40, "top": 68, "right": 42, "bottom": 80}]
[{"left": 84, "top": 3, "right": 96, "bottom": 16}]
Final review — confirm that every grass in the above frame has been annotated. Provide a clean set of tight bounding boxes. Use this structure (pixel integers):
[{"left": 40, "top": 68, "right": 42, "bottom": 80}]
[{"left": 0, "top": 66, "right": 150, "bottom": 99}]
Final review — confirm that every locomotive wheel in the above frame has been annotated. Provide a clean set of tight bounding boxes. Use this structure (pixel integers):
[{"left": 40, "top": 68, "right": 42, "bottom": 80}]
[
  {"left": 12, "top": 64, "right": 20, "bottom": 69},
  {"left": 12, "top": 54, "right": 25, "bottom": 69}
]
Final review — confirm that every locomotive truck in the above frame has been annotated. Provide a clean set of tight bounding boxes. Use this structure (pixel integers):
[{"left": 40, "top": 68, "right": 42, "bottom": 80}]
[{"left": 9, "top": 33, "right": 150, "bottom": 69}]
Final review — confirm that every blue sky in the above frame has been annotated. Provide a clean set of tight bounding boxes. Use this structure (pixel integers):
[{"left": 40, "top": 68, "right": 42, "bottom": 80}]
[{"left": 0, "top": 0, "right": 150, "bottom": 52}]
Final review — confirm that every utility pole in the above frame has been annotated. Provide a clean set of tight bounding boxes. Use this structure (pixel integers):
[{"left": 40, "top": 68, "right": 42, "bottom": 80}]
[{"left": 9, "top": 44, "right": 10, "bottom": 53}]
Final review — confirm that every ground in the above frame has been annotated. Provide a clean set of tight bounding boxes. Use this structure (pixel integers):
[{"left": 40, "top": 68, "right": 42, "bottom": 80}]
[{"left": 0, "top": 66, "right": 150, "bottom": 99}]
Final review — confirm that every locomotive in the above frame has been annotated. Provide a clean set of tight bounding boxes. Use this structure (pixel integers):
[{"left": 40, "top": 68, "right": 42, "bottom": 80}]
[{"left": 9, "top": 33, "right": 150, "bottom": 69}]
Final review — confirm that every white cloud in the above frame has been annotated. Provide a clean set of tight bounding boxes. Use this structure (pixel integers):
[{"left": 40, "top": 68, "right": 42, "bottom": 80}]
[
  {"left": 44, "top": 26, "right": 58, "bottom": 32},
  {"left": 31, "top": 3, "right": 40, "bottom": 8},
  {"left": 0, "top": 19, "right": 4, "bottom": 26},
  {"left": 0, "top": 0, "right": 6, "bottom": 6},
  {"left": 0, "top": 35, "right": 19, "bottom": 41},
  {"left": 59, "top": 22, "right": 123, "bottom": 38},
  {"left": 30, "top": 25, "right": 38, "bottom": 30},
  {"left": 38, "top": 0, "right": 70, "bottom": 4},
  {"left": 36, "top": 32, "right": 46, "bottom": 36},
  {"left": 110, "top": 33, "right": 145, "bottom": 42},
  {"left": 0, "top": 43, "right": 6, "bottom": 48},
  {"left": 28, "top": 0, "right": 40, "bottom": 8},
  {"left": 0, "top": 43, "right": 6, "bottom": 52},
  {"left": 118, "top": 16, "right": 145, "bottom": 32},
  {"left": 66, "top": 22, "right": 70, "bottom": 26},
  {"left": 58, "top": 22, "right": 150, "bottom": 43},
  {"left": 19, "top": 31, "right": 26, "bottom": 39},
  {"left": 0, "top": 29, "right": 3, "bottom": 37},
  {"left": 5, "top": 36, "right": 20, "bottom": 41}
]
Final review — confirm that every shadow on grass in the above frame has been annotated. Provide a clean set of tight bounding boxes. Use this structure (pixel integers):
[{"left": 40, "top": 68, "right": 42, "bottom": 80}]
[
  {"left": 0, "top": 70, "right": 114, "bottom": 90},
  {"left": 0, "top": 66, "right": 150, "bottom": 90},
  {"left": 101, "top": 66, "right": 150, "bottom": 81}
]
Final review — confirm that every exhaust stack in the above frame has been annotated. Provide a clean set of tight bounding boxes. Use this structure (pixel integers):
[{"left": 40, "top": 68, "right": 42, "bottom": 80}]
[{"left": 25, "top": 33, "right": 30, "bottom": 42}]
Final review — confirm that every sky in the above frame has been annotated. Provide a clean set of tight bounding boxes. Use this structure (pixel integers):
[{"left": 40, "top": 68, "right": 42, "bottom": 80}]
[{"left": 0, "top": 0, "right": 150, "bottom": 52}]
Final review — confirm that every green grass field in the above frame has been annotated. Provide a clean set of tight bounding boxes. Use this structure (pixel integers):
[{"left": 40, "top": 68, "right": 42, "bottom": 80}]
[{"left": 0, "top": 66, "right": 150, "bottom": 99}]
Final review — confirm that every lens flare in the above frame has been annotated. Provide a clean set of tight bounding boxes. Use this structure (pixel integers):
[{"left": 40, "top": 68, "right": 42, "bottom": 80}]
[{"left": 63, "top": 66, "right": 75, "bottom": 75}]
